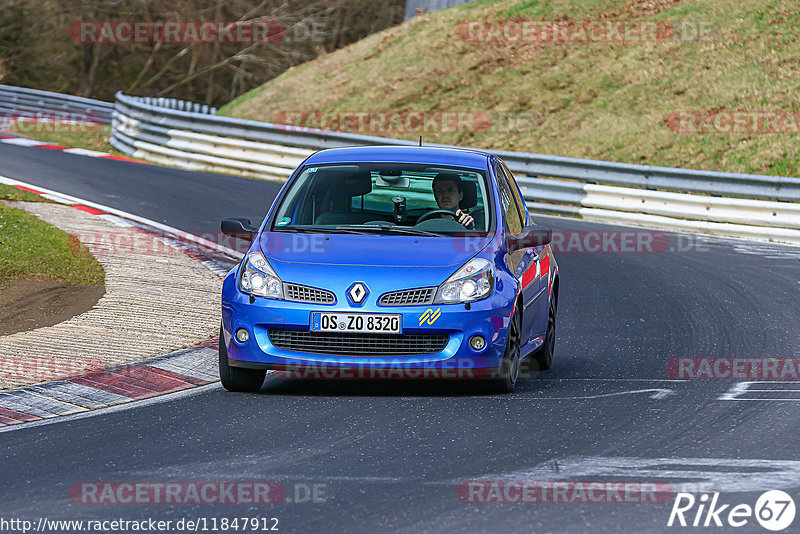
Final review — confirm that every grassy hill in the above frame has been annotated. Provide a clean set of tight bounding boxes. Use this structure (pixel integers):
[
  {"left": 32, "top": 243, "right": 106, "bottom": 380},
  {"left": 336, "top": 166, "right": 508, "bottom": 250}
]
[{"left": 219, "top": 0, "right": 800, "bottom": 177}]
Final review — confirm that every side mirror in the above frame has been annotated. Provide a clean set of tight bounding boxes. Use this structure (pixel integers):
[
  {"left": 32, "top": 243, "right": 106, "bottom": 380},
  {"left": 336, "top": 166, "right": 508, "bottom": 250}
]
[
  {"left": 221, "top": 217, "right": 258, "bottom": 242},
  {"left": 508, "top": 225, "right": 552, "bottom": 251}
]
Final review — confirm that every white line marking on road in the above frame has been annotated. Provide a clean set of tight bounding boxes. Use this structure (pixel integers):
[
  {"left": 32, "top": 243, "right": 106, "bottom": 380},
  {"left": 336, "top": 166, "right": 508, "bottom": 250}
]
[
  {"left": 718, "top": 381, "right": 800, "bottom": 401},
  {"left": 468, "top": 457, "right": 800, "bottom": 494},
  {"left": 535, "top": 378, "right": 687, "bottom": 382},
  {"left": 537, "top": 388, "right": 676, "bottom": 400}
]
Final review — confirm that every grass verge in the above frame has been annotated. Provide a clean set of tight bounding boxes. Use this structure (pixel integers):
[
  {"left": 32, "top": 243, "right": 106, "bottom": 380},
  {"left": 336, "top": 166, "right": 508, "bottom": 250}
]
[{"left": 0, "top": 184, "right": 105, "bottom": 290}]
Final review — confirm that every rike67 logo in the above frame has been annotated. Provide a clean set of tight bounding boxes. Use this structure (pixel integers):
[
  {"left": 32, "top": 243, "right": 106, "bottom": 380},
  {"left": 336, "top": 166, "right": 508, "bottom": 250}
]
[{"left": 668, "top": 490, "right": 795, "bottom": 531}]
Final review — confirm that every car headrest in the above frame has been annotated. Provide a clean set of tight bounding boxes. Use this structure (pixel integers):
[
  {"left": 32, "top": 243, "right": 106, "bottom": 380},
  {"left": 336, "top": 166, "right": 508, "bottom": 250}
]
[
  {"left": 315, "top": 168, "right": 372, "bottom": 197},
  {"left": 459, "top": 180, "right": 478, "bottom": 210}
]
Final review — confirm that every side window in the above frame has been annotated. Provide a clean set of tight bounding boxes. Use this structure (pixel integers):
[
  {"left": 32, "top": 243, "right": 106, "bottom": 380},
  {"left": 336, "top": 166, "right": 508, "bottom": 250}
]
[
  {"left": 495, "top": 165, "right": 523, "bottom": 235},
  {"left": 502, "top": 164, "right": 528, "bottom": 227}
]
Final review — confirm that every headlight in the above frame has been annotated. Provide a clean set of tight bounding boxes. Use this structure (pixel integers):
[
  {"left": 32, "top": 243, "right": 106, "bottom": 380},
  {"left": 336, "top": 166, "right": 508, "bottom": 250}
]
[
  {"left": 434, "top": 258, "right": 494, "bottom": 304},
  {"left": 239, "top": 251, "right": 283, "bottom": 299}
]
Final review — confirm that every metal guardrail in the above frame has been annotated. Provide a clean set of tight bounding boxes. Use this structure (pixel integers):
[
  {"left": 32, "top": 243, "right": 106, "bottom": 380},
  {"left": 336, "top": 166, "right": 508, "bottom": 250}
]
[
  {"left": 113, "top": 92, "right": 415, "bottom": 151},
  {"left": 497, "top": 150, "right": 800, "bottom": 203},
  {"left": 108, "top": 91, "right": 800, "bottom": 244},
  {"left": 112, "top": 92, "right": 800, "bottom": 196},
  {"left": 0, "top": 84, "right": 779, "bottom": 245},
  {"left": 0, "top": 84, "right": 113, "bottom": 123},
  {"left": 134, "top": 96, "right": 217, "bottom": 115},
  {"left": 1, "top": 84, "right": 796, "bottom": 242}
]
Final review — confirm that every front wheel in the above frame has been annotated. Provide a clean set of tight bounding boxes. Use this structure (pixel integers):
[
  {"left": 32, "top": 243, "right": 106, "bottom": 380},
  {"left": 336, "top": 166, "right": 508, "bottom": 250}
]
[
  {"left": 219, "top": 325, "right": 266, "bottom": 392},
  {"left": 488, "top": 309, "right": 521, "bottom": 393}
]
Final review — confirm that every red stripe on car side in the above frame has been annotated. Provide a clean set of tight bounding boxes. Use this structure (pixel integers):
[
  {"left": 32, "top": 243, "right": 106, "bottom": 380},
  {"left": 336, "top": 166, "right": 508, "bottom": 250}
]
[{"left": 521, "top": 263, "right": 537, "bottom": 288}]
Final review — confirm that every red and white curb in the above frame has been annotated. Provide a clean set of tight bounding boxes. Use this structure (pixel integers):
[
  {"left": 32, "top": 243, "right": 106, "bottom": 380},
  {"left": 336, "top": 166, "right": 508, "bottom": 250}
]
[
  {"left": 0, "top": 131, "right": 148, "bottom": 164},
  {"left": 0, "top": 340, "right": 219, "bottom": 429},
  {"left": 0, "top": 174, "right": 242, "bottom": 275},
  {"left": 0, "top": 176, "right": 245, "bottom": 428}
]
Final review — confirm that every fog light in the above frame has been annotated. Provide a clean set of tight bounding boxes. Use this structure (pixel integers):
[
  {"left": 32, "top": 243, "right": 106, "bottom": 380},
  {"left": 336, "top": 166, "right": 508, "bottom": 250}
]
[
  {"left": 235, "top": 328, "right": 249, "bottom": 343},
  {"left": 469, "top": 335, "right": 486, "bottom": 350}
]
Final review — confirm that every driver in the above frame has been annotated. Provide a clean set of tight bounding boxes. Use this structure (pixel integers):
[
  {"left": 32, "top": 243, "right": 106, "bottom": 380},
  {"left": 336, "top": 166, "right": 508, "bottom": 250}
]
[{"left": 432, "top": 172, "right": 475, "bottom": 228}]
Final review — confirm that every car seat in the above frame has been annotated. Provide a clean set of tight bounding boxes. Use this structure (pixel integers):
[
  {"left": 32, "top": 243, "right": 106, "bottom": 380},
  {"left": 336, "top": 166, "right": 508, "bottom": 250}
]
[{"left": 313, "top": 169, "right": 374, "bottom": 225}]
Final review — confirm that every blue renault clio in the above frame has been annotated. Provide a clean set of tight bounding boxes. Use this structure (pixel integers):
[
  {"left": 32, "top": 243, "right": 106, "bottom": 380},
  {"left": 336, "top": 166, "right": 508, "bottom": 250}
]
[{"left": 219, "top": 146, "right": 558, "bottom": 393}]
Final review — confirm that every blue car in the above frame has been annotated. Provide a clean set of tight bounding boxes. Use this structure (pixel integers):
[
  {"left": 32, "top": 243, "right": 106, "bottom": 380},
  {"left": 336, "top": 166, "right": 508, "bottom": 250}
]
[{"left": 219, "top": 146, "right": 559, "bottom": 393}]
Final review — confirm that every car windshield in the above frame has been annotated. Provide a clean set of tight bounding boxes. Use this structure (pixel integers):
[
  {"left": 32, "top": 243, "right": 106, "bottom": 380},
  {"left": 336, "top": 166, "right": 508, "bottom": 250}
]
[{"left": 271, "top": 163, "right": 492, "bottom": 236}]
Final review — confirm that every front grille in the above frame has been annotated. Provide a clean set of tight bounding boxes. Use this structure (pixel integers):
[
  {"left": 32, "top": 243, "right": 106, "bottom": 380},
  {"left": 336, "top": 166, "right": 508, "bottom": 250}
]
[
  {"left": 268, "top": 330, "right": 449, "bottom": 356},
  {"left": 284, "top": 283, "right": 335, "bottom": 304},
  {"left": 379, "top": 287, "right": 436, "bottom": 306}
]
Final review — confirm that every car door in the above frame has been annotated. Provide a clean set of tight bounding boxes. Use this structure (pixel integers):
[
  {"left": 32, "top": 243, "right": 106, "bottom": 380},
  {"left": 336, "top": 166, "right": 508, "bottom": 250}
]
[
  {"left": 495, "top": 163, "right": 539, "bottom": 342},
  {"left": 499, "top": 162, "right": 547, "bottom": 344}
]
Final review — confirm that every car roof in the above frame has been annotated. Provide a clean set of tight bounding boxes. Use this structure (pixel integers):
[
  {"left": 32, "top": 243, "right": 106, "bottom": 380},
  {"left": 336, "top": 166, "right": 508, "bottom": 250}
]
[{"left": 303, "top": 145, "right": 492, "bottom": 169}]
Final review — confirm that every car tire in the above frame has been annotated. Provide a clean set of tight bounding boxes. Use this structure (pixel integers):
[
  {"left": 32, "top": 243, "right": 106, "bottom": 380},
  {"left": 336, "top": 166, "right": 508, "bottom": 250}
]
[
  {"left": 218, "top": 325, "right": 266, "bottom": 392},
  {"left": 489, "top": 309, "right": 521, "bottom": 393},
  {"left": 530, "top": 292, "right": 557, "bottom": 371}
]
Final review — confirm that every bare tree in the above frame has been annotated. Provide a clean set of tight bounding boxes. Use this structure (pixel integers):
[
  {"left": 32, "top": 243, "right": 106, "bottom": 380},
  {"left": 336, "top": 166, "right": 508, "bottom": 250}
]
[{"left": 0, "top": 0, "right": 404, "bottom": 105}]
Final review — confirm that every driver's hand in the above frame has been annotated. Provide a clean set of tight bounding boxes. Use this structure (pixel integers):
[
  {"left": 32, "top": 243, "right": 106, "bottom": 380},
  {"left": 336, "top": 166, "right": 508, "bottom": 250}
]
[{"left": 455, "top": 209, "right": 474, "bottom": 229}]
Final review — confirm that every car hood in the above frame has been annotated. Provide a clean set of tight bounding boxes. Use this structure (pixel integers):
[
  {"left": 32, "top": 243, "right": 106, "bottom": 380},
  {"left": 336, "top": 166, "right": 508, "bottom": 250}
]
[{"left": 257, "top": 232, "right": 492, "bottom": 290}]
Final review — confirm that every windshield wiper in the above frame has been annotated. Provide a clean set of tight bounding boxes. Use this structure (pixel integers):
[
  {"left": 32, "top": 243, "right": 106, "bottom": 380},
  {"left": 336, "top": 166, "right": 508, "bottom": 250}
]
[
  {"left": 273, "top": 226, "right": 366, "bottom": 235},
  {"left": 334, "top": 225, "right": 445, "bottom": 237}
]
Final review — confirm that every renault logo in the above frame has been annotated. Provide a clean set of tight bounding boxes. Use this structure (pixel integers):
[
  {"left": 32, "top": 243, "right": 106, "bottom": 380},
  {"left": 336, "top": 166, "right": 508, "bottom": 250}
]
[{"left": 347, "top": 282, "right": 368, "bottom": 305}]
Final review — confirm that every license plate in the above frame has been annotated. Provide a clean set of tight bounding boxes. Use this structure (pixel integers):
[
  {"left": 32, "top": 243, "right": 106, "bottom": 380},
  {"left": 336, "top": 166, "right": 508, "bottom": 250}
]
[{"left": 311, "top": 312, "right": 402, "bottom": 334}]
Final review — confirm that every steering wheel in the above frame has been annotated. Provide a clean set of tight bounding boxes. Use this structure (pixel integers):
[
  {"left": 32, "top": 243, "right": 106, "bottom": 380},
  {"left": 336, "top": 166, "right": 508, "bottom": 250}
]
[{"left": 416, "top": 209, "right": 458, "bottom": 224}]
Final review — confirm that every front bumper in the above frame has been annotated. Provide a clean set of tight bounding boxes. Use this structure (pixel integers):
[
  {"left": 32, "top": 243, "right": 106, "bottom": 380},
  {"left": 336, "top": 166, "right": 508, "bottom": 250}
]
[{"left": 221, "top": 272, "right": 515, "bottom": 375}]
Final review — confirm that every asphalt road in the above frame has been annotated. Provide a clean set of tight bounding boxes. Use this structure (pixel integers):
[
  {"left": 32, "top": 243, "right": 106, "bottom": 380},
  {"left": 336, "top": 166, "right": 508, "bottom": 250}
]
[{"left": 2, "top": 143, "right": 800, "bottom": 533}]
